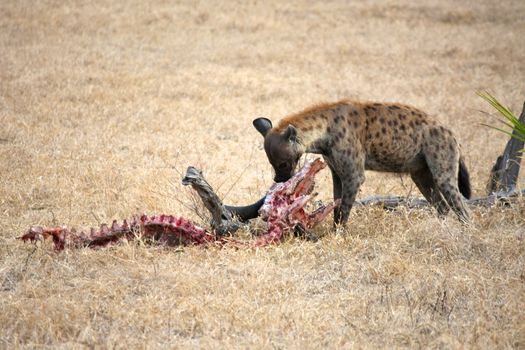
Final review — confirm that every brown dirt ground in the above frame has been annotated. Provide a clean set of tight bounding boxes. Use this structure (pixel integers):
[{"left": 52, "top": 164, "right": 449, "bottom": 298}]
[{"left": 1, "top": 0, "right": 524, "bottom": 348}]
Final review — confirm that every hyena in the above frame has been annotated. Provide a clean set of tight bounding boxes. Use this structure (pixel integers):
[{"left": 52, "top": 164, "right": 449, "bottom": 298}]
[{"left": 253, "top": 99, "right": 471, "bottom": 225}]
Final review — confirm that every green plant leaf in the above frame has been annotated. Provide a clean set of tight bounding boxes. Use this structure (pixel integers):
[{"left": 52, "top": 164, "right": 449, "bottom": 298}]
[
  {"left": 478, "top": 91, "right": 525, "bottom": 144},
  {"left": 481, "top": 124, "right": 525, "bottom": 142}
]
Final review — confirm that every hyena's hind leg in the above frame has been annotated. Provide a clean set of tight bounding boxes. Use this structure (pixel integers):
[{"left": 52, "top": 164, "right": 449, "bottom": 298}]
[
  {"left": 423, "top": 135, "right": 470, "bottom": 223},
  {"left": 436, "top": 178, "right": 469, "bottom": 223},
  {"left": 410, "top": 166, "right": 450, "bottom": 217}
]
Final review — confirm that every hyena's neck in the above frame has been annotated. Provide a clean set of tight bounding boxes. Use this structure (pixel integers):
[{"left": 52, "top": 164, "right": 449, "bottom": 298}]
[
  {"left": 275, "top": 100, "right": 353, "bottom": 153},
  {"left": 276, "top": 115, "right": 329, "bottom": 154}
]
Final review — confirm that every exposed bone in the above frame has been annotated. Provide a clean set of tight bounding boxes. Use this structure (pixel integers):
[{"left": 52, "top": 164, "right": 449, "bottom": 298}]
[
  {"left": 19, "top": 159, "right": 338, "bottom": 251},
  {"left": 18, "top": 215, "right": 219, "bottom": 251}
]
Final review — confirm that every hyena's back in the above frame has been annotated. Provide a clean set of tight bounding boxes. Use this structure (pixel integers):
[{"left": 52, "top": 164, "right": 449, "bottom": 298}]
[
  {"left": 287, "top": 100, "right": 455, "bottom": 173},
  {"left": 279, "top": 100, "right": 471, "bottom": 222}
]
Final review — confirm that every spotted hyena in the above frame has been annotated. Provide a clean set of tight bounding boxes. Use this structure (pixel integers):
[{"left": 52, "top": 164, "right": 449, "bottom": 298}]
[{"left": 253, "top": 99, "right": 471, "bottom": 225}]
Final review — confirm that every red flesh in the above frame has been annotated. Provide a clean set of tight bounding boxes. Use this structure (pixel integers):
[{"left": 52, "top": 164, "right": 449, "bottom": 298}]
[{"left": 255, "top": 158, "right": 341, "bottom": 246}]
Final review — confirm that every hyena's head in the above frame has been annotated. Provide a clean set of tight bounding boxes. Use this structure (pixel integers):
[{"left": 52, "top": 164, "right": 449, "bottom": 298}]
[{"left": 253, "top": 117, "right": 303, "bottom": 183}]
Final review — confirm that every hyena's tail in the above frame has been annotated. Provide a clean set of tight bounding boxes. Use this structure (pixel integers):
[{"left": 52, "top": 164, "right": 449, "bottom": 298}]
[{"left": 458, "top": 157, "right": 471, "bottom": 199}]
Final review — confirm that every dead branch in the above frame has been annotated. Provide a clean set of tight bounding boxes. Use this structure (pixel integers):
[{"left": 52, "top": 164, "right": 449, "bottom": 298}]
[
  {"left": 486, "top": 101, "right": 525, "bottom": 194},
  {"left": 355, "top": 196, "right": 429, "bottom": 209},
  {"left": 181, "top": 166, "right": 242, "bottom": 235},
  {"left": 355, "top": 189, "right": 524, "bottom": 211}
]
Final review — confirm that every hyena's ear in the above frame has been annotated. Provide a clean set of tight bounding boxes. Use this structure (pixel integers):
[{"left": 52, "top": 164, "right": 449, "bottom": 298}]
[
  {"left": 283, "top": 125, "right": 297, "bottom": 142},
  {"left": 253, "top": 118, "right": 273, "bottom": 137}
]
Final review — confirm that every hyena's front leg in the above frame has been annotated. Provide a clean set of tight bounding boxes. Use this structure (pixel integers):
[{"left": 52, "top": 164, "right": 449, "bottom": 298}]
[
  {"left": 331, "top": 152, "right": 365, "bottom": 226},
  {"left": 324, "top": 157, "right": 343, "bottom": 223},
  {"left": 338, "top": 172, "right": 365, "bottom": 225}
]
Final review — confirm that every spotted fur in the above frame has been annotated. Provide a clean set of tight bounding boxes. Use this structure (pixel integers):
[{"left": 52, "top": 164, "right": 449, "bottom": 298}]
[{"left": 253, "top": 99, "right": 471, "bottom": 225}]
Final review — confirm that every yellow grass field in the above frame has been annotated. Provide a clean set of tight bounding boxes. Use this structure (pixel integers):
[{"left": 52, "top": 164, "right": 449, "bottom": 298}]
[{"left": 1, "top": 0, "right": 524, "bottom": 348}]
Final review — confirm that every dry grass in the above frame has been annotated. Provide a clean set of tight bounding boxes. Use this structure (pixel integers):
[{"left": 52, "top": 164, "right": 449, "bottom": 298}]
[{"left": 1, "top": 0, "right": 524, "bottom": 348}]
